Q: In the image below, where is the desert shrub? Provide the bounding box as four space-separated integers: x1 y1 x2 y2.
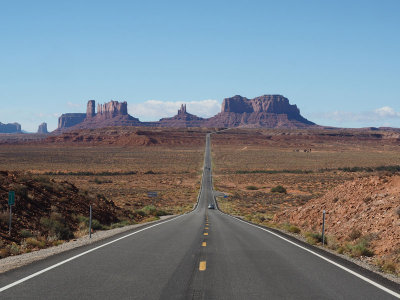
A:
245 186 258 190
381 261 397 274
305 232 323 245
0 247 10 258
13 185 28 199
93 178 113 184
326 236 339 250
93 219 106 230
363 196 372 203
252 214 265 223
281 223 300 233
33 175 51 183
10 242 21 255
41 182 55 192
142 205 157 215
348 228 362 241
288 225 301 234
337 246 345 254
136 210 147 217
19 229 34 238
333 197 339 203
26 237 46 248
270 185 287 193
110 220 131 229
40 213 73 240
347 238 374 257
53 240 64 246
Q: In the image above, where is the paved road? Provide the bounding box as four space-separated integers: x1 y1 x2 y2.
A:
0 133 399 299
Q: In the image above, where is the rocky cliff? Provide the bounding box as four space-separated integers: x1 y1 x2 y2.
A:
0 122 22 133
205 95 314 128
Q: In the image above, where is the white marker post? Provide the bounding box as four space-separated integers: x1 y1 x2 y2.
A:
8 191 15 236
322 210 326 246
89 205 92 238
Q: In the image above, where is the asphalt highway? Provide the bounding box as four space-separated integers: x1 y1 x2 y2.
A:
0 133 399 299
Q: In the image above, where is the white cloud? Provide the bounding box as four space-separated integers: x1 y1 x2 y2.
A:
129 99 221 121
374 106 400 118
308 106 400 127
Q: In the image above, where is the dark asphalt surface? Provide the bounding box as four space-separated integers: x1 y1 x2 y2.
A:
0 133 399 299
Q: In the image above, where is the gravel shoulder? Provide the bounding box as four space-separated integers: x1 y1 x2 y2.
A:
0 215 176 274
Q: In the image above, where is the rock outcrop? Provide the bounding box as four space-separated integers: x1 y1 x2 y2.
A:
158 104 205 127
0 122 22 133
37 122 48 134
204 95 315 128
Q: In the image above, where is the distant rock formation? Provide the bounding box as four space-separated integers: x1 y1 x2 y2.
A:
158 104 205 127
37 122 48 134
86 100 96 118
204 95 314 128
97 101 128 119
57 100 140 131
58 113 86 129
0 122 22 133
56 95 316 131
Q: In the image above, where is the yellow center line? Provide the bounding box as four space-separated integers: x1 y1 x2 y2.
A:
204 232 208 236
202 242 206 247
199 261 206 271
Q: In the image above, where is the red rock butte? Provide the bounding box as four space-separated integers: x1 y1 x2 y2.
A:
56 95 316 131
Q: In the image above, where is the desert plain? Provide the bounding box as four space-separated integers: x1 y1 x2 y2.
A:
0 127 399 277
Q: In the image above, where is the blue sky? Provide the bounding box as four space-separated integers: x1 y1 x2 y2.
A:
1 0 399 131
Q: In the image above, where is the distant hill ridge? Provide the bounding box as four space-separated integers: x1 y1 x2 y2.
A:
56 95 316 131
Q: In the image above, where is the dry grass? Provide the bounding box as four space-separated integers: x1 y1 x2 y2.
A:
211 130 400 221
0 145 204 214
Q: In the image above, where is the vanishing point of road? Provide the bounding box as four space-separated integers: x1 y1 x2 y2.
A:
1 133 399 299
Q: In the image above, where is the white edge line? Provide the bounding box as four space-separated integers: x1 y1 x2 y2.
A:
0 214 186 293
0 133 209 293
223 212 400 298
210 130 399 298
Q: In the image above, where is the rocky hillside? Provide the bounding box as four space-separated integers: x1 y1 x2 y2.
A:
0 171 129 258
275 174 400 275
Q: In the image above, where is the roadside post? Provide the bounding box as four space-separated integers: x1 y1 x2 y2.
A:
89 205 92 238
8 191 15 235
322 210 326 246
